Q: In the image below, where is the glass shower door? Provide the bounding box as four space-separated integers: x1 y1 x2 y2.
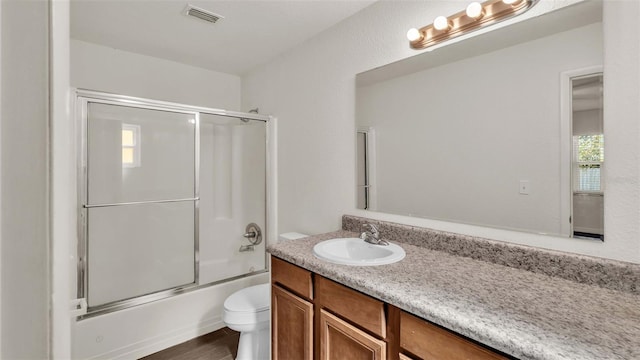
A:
84 102 197 308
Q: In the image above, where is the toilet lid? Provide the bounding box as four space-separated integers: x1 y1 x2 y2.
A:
224 283 270 313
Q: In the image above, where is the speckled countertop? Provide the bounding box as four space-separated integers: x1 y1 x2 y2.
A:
267 230 640 360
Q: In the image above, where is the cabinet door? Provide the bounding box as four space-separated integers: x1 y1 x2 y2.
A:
272 284 313 360
320 309 386 360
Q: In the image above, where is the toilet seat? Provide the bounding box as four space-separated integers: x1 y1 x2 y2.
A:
223 283 270 325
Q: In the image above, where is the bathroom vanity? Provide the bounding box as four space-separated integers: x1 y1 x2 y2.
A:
268 216 640 360
271 257 508 360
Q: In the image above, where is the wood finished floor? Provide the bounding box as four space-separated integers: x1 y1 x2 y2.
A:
140 327 239 360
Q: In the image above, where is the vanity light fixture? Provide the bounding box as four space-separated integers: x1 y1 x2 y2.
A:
406 28 423 42
407 0 538 50
466 2 484 19
433 15 451 31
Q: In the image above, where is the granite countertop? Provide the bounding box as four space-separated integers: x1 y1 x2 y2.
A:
267 230 640 360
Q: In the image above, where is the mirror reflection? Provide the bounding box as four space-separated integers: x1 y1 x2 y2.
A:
356 1 603 238
571 73 604 240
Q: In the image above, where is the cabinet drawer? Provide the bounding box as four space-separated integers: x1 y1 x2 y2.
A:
316 276 386 338
271 257 313 301
400 311 508 360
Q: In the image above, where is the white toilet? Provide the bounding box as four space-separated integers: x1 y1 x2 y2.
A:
223 283 271 360
223 234 307 359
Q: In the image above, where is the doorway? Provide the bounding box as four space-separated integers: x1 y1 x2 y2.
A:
569 72 604 240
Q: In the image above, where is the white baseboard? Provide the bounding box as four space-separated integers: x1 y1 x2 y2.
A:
89 315 225 360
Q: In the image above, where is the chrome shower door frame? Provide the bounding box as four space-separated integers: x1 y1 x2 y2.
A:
75 89 270 318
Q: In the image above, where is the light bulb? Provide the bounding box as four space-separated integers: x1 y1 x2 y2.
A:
503 0 523 5
466 2 484 19
433 16 450 31
406 28 422 42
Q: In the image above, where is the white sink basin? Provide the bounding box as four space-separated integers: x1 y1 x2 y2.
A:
312 238 405 266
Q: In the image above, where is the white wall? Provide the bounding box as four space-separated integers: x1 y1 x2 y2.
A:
357 23 602 236
599 0 640 263
0 0 50 358
70 38 271 359
1 2 3 355
1 1 4 355
242 0 640 263
71 39 241 110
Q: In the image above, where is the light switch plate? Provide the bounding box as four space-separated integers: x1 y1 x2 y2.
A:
519 180 530 195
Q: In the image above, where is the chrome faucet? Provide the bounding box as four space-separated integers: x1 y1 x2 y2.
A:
360 223 389 246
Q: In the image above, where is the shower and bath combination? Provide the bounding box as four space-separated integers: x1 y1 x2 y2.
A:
75 89 271 316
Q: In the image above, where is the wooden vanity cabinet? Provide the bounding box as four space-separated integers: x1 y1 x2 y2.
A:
271 257 394 360
271 258 314 360
271 256 507 360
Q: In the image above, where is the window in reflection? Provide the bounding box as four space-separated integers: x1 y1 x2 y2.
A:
573 134 604 192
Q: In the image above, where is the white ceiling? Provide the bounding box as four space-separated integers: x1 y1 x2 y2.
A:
71 0 376 75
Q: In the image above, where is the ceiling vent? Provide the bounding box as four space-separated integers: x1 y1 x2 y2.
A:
183 4 224 24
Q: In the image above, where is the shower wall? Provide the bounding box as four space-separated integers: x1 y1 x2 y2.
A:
71 41 270 359
199 115 266 285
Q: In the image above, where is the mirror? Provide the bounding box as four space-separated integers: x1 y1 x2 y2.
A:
355 1 603 237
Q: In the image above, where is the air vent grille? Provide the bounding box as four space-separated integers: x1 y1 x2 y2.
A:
184 4 224 24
